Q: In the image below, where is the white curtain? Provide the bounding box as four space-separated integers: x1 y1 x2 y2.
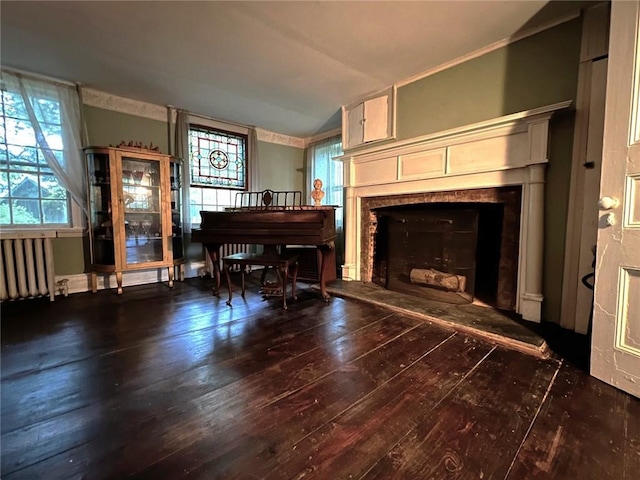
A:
307 136 343 228
248 127 260 191
174 109 191 234
307 136 344 272
2 70 87 216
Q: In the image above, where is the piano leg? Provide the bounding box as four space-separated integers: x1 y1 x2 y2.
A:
205 244 222 296
317 242 335 302
225 263 233 306
291 260 298 301
280 264 289 310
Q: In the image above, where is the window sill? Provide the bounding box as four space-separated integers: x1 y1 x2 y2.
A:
0 227 85 239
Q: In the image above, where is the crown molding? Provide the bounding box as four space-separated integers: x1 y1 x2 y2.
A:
82 88 168 122
82 88 306 148
256 128 305 148
304 128 342 148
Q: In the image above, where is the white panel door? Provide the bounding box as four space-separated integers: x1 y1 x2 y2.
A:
591 0 640 397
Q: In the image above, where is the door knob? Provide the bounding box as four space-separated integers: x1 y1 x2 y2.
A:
598 196 619 210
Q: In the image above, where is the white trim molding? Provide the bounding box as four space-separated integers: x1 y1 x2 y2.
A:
256 128 305 149
83 88 306 148
56 258 210 296
82 88 168 122
336 101 571 323
305 128 342 148
58 269 174 296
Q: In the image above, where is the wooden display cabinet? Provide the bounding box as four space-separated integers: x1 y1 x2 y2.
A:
85 146 179 294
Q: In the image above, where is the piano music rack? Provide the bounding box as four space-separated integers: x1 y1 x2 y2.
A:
231 189 303 211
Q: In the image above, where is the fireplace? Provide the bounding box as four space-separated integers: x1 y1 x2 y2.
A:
368 186 521 310
374 206 480 305
337 101 571 322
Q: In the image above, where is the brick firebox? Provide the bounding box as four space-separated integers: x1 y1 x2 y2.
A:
361 186 522 311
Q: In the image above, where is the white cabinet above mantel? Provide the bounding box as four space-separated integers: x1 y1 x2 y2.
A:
342 86 396 150
336 100 573 189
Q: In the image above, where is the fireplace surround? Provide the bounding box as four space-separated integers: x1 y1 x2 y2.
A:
337 101 571 322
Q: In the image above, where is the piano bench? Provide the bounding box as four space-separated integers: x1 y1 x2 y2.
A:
222 252 299 310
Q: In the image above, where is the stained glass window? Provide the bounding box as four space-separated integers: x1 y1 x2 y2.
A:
189 125 247 189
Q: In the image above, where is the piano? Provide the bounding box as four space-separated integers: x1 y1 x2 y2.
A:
191 190 336 301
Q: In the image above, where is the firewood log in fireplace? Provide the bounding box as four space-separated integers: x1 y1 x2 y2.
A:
409 268 467 293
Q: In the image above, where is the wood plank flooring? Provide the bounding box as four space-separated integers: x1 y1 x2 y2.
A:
1 277 638 479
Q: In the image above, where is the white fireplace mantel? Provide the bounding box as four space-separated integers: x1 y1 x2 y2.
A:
336 100 572 322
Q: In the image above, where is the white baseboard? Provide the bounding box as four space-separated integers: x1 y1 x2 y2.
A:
53 260 261 296
56 268 183 296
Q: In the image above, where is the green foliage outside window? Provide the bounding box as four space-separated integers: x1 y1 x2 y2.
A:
0 87 69 226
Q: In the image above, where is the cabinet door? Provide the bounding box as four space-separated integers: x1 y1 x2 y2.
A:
115 154 168 267
346 102 365 149
87 150 116 266
363 95 389 143
170 158 184 261
343 86 396 150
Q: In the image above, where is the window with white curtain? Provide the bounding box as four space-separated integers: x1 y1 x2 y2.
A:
308 136 344 270
308 136 343 226
0 70 85 230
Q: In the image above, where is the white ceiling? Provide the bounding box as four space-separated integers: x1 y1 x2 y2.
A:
1 1 594 139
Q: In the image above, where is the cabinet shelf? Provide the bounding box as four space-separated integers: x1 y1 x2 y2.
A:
122 184 159 190
124 209 161 214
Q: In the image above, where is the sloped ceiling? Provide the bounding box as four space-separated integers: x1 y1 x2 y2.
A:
0 1 594 139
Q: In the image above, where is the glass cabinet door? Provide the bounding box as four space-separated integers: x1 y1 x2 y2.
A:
87 150 115 265
120 156 164 265
170 157 184 262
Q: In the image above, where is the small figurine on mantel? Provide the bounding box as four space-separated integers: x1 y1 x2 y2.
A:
311 178 325 206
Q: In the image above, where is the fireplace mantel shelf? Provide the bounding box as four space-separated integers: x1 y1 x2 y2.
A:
338 101 573 323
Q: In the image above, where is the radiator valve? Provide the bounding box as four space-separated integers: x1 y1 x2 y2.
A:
56 278 69 297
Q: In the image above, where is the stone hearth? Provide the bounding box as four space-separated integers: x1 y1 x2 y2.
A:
320 280 549 358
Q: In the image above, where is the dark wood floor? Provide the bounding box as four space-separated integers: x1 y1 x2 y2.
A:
1 276 638 479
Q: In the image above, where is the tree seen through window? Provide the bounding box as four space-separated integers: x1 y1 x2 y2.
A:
0 86 68 225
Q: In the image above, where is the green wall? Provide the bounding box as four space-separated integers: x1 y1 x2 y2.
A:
397 19 581 139
544 111 576 324
256 141 305 192
52 236 86 275
395 18 582 324
83 106 169 153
